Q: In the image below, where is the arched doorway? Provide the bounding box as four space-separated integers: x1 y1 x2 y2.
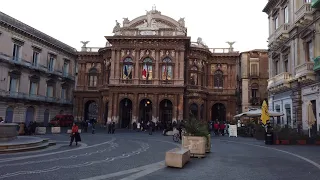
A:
5 106 14 123
25 106 35 125
159 99 173 125
44 109 50 126
189 103 198 119
139 99 152 123
119 98 132 128
84 100 98 121
212 103 226 122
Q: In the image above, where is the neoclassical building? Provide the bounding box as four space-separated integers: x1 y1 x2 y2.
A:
263 1 320 132
0 11 76 125
74 7 239 127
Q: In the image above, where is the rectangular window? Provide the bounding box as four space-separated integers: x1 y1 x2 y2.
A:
305 0 311 3
47 85 53 97
250 64 258 76
61 88 66 99
307 41 313 61
48 56 55 71
275 17 279 29
29 82 38 95
9 77 18 92
284 6 289 23
284 60 288 72
63 61 69 76
32 51 39 66
12 44 20 61
274 61 279 75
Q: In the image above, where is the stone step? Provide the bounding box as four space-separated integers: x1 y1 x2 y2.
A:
0 141 51 154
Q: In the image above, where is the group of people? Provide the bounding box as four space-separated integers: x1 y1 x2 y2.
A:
132 120 155 135
211 121 228 136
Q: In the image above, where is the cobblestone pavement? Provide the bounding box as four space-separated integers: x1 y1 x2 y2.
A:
0 130 320 180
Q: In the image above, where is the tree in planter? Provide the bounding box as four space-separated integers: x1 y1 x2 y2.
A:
182 116 210 156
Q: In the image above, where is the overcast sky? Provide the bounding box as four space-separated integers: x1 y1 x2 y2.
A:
1 0 269 52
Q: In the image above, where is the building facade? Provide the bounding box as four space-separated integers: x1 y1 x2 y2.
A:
263 0 320 131
74 8 239 127
238 50 269 113
0 12 77 125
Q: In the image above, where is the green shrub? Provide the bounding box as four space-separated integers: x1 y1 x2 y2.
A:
183 116 209 137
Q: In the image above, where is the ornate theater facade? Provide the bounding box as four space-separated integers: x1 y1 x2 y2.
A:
74 7 239 127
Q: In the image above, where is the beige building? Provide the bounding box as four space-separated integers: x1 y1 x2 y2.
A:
0 12 77 125
238 50 269 113
263 1 320 132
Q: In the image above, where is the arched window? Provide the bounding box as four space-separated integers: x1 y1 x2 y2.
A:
88 68 98 87
142 57 153 80
5 106 14 123
214 70 223 88
161 57 173 80
122 57 133 79
190 66 198 85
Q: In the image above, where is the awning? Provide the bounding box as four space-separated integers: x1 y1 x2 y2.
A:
234 109 284 118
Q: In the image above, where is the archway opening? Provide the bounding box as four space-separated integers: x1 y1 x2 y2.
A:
119 98 132 128
44 109 50 126
212 103 226 122
159 99 173 126
189 103 198 119
5 106 14 123
84 100 98 121
139 99 152 123
25 106 35 125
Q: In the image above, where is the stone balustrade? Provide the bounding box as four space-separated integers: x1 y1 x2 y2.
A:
268 72 292 90
295 61 315 81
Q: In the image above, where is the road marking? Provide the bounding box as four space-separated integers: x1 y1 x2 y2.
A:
0 141 150 179
221 140 320 170
80 161 164 180
119 162 165 180
0 138 116 163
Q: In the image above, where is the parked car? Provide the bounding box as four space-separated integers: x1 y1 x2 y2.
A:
49 115 74 127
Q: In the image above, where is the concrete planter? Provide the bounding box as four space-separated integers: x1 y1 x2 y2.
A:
67 129 82 133
205 134 211 153
51 127 61 134
0 123 19 141
36 127 46 135
182 136 206 158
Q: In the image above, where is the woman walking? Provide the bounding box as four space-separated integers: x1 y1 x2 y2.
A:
70 122 81 146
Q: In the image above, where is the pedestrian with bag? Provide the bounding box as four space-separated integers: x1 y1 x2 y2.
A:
70 122 81 146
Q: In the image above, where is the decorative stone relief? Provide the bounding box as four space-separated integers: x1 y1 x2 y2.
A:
171 50 175 57
121 50 125 57
151 50 155 58
160 50 164 57
127 50 130 55
132 50 136 57
166 51 169 56
140 50 144 58
146 50 150 55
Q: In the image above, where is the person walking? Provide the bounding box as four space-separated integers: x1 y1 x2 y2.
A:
213 122 219 136
70 122 81 146
220 122 226 136
111 121 116 134
0 117 4 123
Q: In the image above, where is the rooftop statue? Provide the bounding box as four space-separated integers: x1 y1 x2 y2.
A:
113 20 121 33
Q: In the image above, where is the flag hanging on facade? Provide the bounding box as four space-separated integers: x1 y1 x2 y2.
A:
260 100 270 125
142 67 147 78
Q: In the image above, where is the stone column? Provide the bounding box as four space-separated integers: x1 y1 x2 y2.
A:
110 50 116 83
115 50 120 81
133 93 139 122
152 94 158 122
134 49 140 84
175 50 179 80
108 92 113 122
179 50 184 80
155 50 159 82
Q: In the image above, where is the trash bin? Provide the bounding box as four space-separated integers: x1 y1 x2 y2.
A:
265 132 273 145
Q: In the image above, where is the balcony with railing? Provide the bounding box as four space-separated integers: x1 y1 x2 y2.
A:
0 89 72 105
268 72 292 90
0 52 75 81
275 23 290 42
250 97 261 106
295 61 316 82
295 3 313 27
314 56 320 71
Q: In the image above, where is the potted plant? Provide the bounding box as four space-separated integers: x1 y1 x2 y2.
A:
182 117 210 157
